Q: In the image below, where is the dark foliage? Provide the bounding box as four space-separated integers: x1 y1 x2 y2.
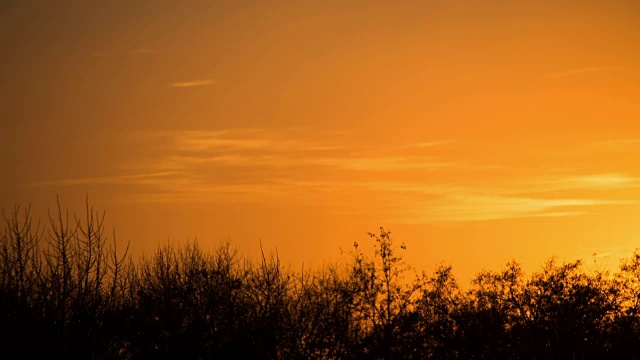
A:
3 200 640 359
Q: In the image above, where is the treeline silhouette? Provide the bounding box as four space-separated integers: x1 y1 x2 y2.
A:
3 200 640 359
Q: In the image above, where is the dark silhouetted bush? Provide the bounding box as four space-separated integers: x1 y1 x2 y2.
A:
3 200 640 359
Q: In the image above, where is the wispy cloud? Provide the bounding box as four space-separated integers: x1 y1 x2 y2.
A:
558 174 639 188
24 172 177 187
141 129 453 172
27 128 639 222
176 137 267 152
162 153 450 172
125 183 291 203
168 129 294 152
362 174 639 222
391 195 632 223
312 156 452 171
432 196 629 222
405 140 451 148
363 173 640 198
545 66 622 78
168 79 216 88
532 174 640 192
301 145 345 152
166 154 300 169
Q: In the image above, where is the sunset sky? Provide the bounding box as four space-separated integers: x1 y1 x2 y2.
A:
2 0 640 282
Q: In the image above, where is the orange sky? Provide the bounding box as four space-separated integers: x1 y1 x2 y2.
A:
2 0 640 282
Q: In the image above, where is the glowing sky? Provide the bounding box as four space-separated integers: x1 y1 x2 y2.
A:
2 0 640 281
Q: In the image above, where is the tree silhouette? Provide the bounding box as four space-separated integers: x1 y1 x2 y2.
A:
3 199 640 358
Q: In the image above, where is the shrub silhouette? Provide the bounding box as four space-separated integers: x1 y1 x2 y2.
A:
1 198 130 358
3 200 640 359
